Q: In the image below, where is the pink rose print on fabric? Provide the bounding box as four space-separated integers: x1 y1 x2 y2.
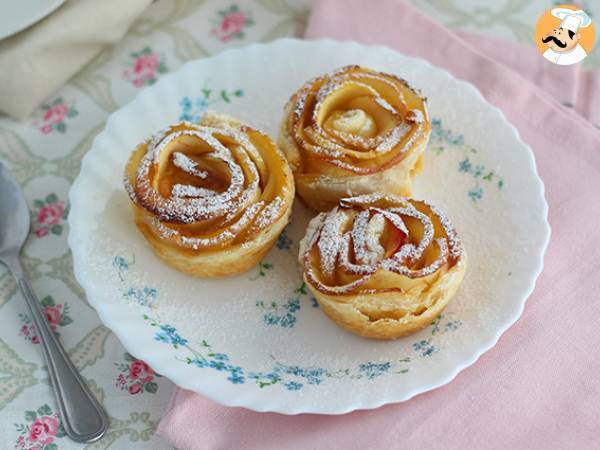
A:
14 404 66 449
19 296 73 345
34 97 78 134
43 305 62 329
115 353 161 395
122 47 168 87
129 359 155 383
37 203 63 227
128 383 143 395
31 194 68 238
211 4 255 42
28 415 59 447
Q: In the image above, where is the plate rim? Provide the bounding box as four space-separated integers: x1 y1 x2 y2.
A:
0 0 66 41
67 37 551 415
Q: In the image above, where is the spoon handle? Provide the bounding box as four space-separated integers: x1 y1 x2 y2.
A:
15 269 108 443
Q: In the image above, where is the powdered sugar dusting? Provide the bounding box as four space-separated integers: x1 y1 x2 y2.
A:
172 152 208 179
375 122 411 153
375 97 396 114
251 196 284 232
407 109 424 124
286 65 428 174
317 207 347 277
125 116 292 250
302 196 464 295
171 184 215 198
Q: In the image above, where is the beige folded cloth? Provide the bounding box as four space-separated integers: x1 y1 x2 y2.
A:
0 0 152 119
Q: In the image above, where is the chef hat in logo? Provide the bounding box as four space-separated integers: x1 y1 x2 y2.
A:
551 8 592 33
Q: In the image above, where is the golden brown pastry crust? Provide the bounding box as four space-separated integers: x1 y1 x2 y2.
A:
299 194 466 339
279 65 430 212
124 111 295 278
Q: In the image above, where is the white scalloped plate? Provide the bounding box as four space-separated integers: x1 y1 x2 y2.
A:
0 0 65 41
68 39 550 415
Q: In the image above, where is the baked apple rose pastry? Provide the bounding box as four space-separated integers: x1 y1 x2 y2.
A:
279 65 430 211
299 195 466 339
124 111 295 278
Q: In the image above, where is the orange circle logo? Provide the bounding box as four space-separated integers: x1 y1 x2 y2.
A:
535 4 595 65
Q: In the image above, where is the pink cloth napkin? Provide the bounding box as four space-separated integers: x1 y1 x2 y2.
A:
157 1 600 448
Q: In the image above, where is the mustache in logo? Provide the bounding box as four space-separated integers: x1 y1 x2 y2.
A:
542 35 567 48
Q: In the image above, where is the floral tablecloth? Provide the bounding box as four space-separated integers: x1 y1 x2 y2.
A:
0 0 597 449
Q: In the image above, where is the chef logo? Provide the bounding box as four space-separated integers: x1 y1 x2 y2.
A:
535 4 595 66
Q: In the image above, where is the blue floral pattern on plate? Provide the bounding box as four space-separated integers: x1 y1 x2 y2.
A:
276 228 293 250
255 282 317 329
113 255 463 391
179 83 244 122
430 117 504 202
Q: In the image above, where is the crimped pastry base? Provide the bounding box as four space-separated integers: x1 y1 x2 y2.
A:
132 203 291 278
306 255 466 339
278 105 428 212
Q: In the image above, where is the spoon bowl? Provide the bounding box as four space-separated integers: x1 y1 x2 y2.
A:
0 163 30 259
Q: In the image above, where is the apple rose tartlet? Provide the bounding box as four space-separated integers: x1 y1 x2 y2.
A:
279 65 430 211
124 111 295 278
299 194 466 339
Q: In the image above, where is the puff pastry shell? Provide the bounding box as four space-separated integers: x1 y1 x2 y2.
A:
279 65 430 211
299 194 466 339
124 111 295 278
